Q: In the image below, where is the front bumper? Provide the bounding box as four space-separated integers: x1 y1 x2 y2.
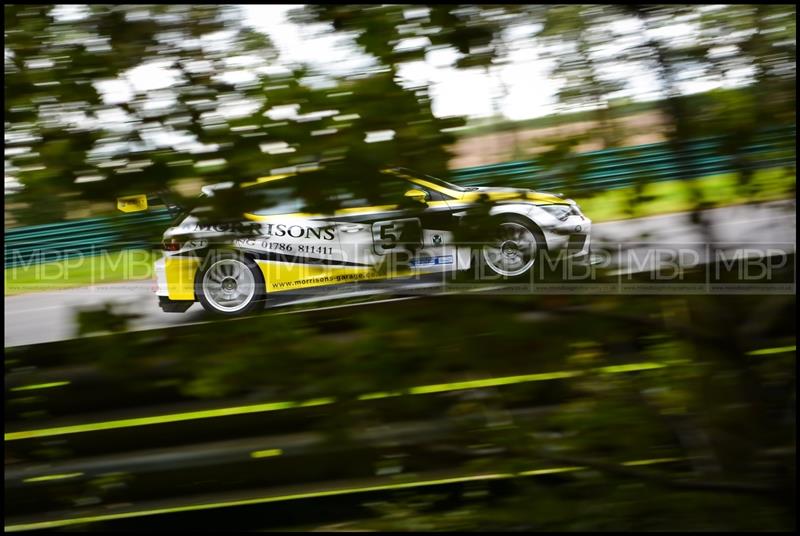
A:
543 214 592 259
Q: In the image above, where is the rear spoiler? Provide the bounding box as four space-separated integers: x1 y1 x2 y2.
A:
117 191 183 218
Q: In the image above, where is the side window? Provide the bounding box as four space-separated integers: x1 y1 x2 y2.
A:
267 172 448 213
332 189 372 209
409 182 446 202
375 176 442 204
327 175 415 209
250 186 302 216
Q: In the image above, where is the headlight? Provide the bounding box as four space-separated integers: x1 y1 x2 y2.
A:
539 204 572 221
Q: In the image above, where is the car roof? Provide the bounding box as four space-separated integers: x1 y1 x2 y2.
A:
201 167 465 201
215 167 404 191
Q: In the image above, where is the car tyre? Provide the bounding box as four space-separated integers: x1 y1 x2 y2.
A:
196 251 265 316
474 215 547 282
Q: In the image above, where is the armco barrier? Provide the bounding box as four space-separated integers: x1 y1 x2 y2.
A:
4 127 795 268
451 126 795 191
4 209 173 269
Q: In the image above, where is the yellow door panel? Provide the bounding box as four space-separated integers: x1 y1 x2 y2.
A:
256 260 428 292
257 261 375 292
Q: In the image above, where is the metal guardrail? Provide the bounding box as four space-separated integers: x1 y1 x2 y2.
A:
4 127 795 268
4 209 173 269
451 126 795 191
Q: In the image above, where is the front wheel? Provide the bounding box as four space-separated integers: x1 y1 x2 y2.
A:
196 253 265 316
477 217 546 281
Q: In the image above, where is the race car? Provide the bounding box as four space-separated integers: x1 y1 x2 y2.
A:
117 167 591 315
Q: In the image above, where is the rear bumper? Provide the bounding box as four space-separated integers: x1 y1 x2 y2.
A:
154 257 169 297
154 256 194 312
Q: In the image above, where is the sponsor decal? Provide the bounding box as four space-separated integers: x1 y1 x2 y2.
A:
233 238 337 257
261 223 336 241
372 218 422 255
269 271 374 290
408 255 454 268
192 221 258 233
191 222 335 241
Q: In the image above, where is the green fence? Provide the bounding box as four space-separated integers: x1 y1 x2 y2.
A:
451 125 795 191
4 127 795 269
4 211 172 269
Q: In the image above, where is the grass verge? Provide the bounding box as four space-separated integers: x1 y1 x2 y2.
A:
5 249 159 297
579 167 794 222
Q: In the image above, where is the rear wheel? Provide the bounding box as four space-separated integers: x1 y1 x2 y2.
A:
197 253 264 316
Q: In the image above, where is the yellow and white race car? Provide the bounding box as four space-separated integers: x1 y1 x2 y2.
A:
119 167 591 315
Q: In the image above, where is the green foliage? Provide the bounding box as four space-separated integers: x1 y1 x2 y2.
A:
4 4 467 227
5 5 237 223
526 4 795 203
5 4 794 227
43 288 795 530
292 5 537 69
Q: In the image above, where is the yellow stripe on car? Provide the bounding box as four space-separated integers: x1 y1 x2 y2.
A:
245 204 407 222
240 174 292 188
458 190 564 204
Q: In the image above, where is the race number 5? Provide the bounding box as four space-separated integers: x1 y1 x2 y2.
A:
372 218 421 255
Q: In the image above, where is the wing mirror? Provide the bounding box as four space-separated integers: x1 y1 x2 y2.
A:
404 188 429 205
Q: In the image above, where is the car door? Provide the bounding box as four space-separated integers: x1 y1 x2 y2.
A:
330 174 458 279
235 181 350 292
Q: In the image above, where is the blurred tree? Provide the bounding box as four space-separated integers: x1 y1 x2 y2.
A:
621 4 795 203
5 4 794 226
693 4 796 200
293 5 552 160
292 5 537 70
45 285 796 530
5 4 242 223
526 4 795 206
4 4 465 226
517 5 631 198
537 4 626 150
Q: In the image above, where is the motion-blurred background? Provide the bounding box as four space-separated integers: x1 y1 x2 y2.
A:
4 4 796 532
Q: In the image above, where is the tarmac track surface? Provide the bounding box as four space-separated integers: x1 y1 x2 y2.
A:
4 201 795 348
